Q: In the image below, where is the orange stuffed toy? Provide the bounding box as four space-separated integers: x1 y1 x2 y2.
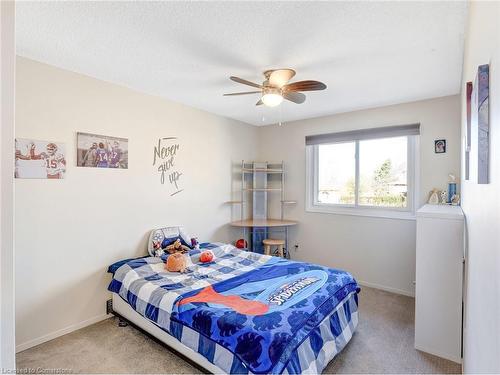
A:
164 239 189 272
166 253 187 273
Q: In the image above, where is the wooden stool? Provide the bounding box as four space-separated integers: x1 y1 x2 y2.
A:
263 239 285 257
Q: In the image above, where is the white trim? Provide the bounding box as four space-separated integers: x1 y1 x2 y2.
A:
306 135 419 220
1 1 16 369
357 280 415 297
15 313 111 353
414 343 462 364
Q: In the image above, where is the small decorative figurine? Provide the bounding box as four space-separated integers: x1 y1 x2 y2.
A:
440 190 448 205
191 237 200 250
451 194 461 206
428 189 440 204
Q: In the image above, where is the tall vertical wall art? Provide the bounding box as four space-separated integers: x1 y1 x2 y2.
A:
470 64 490 184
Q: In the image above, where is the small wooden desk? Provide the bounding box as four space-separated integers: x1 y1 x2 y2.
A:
230 219 297 255
230 219 297 228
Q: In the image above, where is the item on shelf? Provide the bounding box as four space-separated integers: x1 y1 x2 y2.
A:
440 190 448 205
235 238 247 249
451 194 461 206
428 189 440 205
447 174 457 204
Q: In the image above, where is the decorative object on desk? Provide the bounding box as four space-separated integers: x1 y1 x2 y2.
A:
427 189 440 205
451 194 461 206
440 190 448 205
465 81 473 180
165 253 187 273
200 250 215 263
447 174 457 204
470 64 490 184
434 139 446 154
15 138 66 179
77 132 128 168
235 238 247 249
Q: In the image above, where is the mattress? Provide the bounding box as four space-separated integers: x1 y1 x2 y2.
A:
108 243 359 374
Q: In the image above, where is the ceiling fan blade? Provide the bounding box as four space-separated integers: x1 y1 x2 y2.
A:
230 76 262 89
283 80 327 92
223 91 261 96
283 91 306 104
256 99 263 106
268 69 296 88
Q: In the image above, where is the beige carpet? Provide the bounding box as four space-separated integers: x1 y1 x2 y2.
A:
16 287 462 374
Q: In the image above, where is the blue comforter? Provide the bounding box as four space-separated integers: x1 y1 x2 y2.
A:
170 259 359 374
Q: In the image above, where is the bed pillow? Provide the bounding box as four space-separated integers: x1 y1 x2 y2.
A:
148 226 193 257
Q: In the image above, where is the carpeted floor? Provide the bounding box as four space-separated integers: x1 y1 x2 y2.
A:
16 286 462 374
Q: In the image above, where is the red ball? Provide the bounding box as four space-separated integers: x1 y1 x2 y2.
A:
200 250 214 263
235 239 247 249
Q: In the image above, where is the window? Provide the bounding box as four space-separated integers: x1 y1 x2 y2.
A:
306 125 419 219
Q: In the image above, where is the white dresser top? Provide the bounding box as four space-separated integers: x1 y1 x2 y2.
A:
417 204 464 220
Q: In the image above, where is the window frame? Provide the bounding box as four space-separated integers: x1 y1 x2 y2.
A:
306 135 418 220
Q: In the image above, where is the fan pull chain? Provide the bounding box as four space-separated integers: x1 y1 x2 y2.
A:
279 102 283 126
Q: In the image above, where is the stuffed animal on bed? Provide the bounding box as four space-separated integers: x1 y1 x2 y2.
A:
165 252 187 273
164 239 190 254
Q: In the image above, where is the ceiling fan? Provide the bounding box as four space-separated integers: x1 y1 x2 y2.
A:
223 69 327 107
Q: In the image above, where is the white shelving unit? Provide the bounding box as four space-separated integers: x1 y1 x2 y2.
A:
415 204 464 363
228 161 297 254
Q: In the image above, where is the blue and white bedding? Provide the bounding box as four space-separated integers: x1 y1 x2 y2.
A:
108 243 359 374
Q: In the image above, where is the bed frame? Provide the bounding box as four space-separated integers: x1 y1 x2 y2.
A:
111 293 220 374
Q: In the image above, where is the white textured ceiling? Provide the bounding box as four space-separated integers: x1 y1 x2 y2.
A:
16 1 467 126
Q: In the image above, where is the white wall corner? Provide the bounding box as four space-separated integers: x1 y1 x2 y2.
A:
0 0 16 370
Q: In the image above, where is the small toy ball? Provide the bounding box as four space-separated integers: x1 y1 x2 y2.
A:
200 250 214 263
235 239 247 249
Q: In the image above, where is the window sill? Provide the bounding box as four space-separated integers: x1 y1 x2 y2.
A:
305 204 416 221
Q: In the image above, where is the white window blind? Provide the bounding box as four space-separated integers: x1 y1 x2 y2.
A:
305 123 420 146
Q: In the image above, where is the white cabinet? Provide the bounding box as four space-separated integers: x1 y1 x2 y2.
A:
415 204 464 363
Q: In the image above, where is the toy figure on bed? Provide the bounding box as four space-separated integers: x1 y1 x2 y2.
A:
164 239 190 272
164 239 190 254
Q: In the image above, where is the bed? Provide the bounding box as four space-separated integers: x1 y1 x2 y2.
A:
108 228 360 374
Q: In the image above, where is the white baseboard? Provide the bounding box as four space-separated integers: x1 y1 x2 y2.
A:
357 280 415 297
16 313 111 353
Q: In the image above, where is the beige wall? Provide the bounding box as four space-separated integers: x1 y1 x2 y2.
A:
1 0 16 369
14 57 258 351
258 95 461 296
461 1 500 373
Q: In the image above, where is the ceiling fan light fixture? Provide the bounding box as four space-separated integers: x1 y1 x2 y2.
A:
261 88 283 107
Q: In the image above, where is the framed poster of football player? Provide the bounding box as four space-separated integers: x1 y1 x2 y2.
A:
15 139 66 179
77 132 128 169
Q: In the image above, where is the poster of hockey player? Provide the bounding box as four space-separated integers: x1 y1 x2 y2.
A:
15 139 66 179
77 132 128 169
